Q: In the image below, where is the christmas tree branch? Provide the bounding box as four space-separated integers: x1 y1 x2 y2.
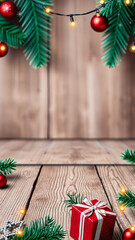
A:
0 158 16 175
0 15 25 48
101 0 134 68
64 192 85 210
116 190 135 209
15 0 52 68
11 216 66 240
121 149 135 165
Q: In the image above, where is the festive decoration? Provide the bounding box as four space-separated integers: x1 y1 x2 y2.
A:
116 189 135 210
70 198 116 240
0 220 24 240
0 158 16 175
121 149 135 165
0 42 8 57
64 192 85 210
0 1 17 19
18 208 26 216
91 12 109 32
122 227 135 240
124 0 132 6
0 174 7 187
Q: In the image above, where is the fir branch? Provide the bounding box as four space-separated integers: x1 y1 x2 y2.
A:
121 149 135 165
11 216 66 240
15 0 52 68
0 158 17 175
116 190 135 209
102 1 134 68
0 15 25 48
64 192 85 210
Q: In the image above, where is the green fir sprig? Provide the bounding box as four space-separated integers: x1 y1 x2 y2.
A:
121 149 135 165
64 192 85 210
116 190 135 210
10 216 66 240
0 158 17 175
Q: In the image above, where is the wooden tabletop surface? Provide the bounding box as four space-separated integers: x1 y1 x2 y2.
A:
0 140 135 239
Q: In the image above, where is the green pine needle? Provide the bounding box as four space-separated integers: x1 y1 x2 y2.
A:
116 190 135 209
14 0 52 68
0 158 17 175
0 15 25 48
10 216 66 240
64 192 85 210
121 149 135 165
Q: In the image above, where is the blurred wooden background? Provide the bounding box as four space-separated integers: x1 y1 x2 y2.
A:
0 0 135 139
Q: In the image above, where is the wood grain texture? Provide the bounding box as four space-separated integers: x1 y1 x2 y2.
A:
0 166 40 226
49 0 135 139
0 140 51 164
97 166 135 230
0 49 48 138
24 166 121 239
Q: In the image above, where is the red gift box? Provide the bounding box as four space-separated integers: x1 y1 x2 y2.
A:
70 198 116 240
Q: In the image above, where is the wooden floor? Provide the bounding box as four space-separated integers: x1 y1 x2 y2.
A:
0 140 135 239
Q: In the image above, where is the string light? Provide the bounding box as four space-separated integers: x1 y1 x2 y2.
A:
100 0 106 5
18 208 26 216
44 6 52 14
124 0 132 5
120 187 127 194
130 41 135 52
16 229 24 237
119 205 126 212
130 226 135 232
70 16 76 27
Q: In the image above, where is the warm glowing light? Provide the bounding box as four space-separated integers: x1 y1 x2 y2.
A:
70 16 76 27
18 208 26 216
16 229 24 237
0 46 6 51
130 44 135 53
124 0 132 5
130 226 135 232
100 0 105 5
44 7 52 14
120 187 127 194
119 205 126 212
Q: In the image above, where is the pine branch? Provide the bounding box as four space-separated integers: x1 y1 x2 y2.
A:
0 158 16 175
121 149 135 165
15 0 52 68
64 192 85 210
0 15 25 48
116 190 135 209
11 216 66 240
102 1 134 68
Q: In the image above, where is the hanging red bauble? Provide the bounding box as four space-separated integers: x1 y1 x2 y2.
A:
0 174 7 187
123 228 135 240
0 42 8 57
0 1 17 19
91 12 109 32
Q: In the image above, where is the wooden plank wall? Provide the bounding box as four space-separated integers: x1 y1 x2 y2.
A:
0 0 135 139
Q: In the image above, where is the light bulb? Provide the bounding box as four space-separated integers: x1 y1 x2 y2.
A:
70 16 76 27
120 187 127 194
124 0 132 5
100 0 105 5
119 205 126 212
16 229 24 237
44 7 52 14
18 208 26 216
130 226 135 232
130 43 135 53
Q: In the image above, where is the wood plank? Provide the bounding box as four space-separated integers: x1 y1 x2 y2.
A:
25 166 121 239
0 140 51 164
124 140 135 150
49 0 133 139
0 49 48 138
41 140 112 164
0 166 40 226
99 141 129 164
97 166 135 230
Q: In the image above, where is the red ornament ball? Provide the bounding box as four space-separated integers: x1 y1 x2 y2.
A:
91 13 109 32
0 174 7 187
0 1 17 19
123 228 135 240
0 42 8 57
